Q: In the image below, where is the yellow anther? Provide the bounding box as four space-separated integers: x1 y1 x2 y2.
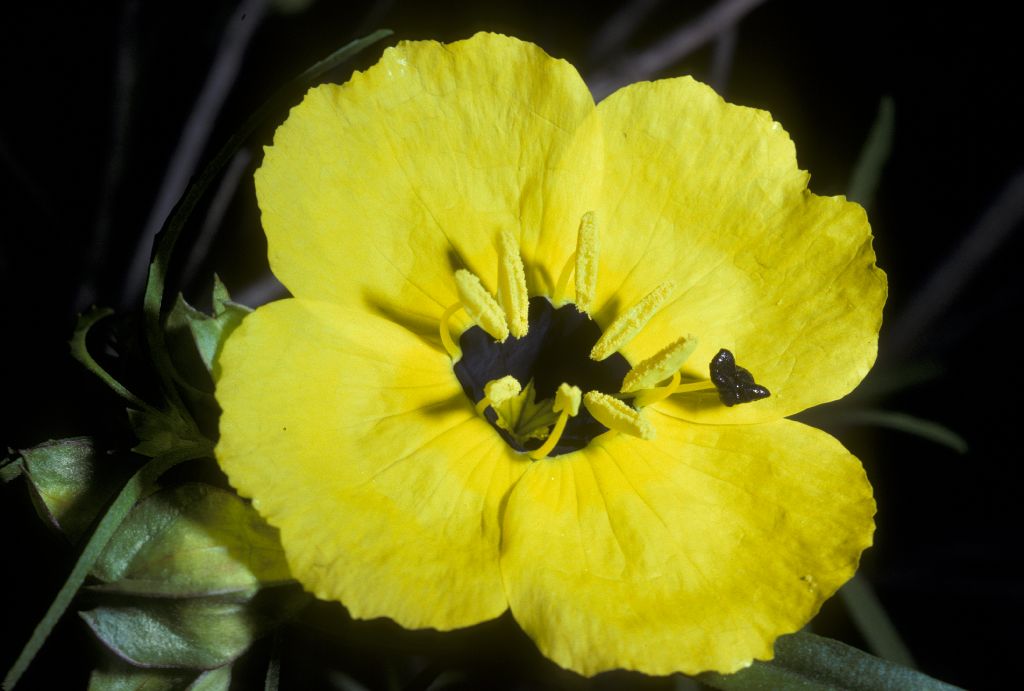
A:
553 383 582 416
529 383 581 460
621 334 698 393
497 231 530 338
438 302 463 361
477 375 523 415
574 211 599 313
583 391 656 440
485 376 522 405
454 269 509 342
590 280 677 361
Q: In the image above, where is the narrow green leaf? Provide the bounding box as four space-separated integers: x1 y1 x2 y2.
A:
3 444 209 690
839 409 968 454
847 96 895 210
18 438 126 542
699 632 961 690
840 575 916 668
70 307 155 413
91 483 291 599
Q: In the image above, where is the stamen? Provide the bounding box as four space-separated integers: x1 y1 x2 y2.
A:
620 334 698 393
454 269 509 342
439 302 463 360
476 375 522 415
554 251 576 305
529 383 581 459
497 231 530 338
590 280 677 361
674 380 718 394
553 382 582 416
574 211 599 313
583 391 656 440
634 370 681 408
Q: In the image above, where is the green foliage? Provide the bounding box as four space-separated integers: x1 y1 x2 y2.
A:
15 438 126 543
81 600 264 670
91 483 292 599
87 664 213 691
699 632 961 690
82 484 302 671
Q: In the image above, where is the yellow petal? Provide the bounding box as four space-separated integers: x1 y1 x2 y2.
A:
255 32 602 336
216 299 527 629
593 77 886 424
501 413 874 676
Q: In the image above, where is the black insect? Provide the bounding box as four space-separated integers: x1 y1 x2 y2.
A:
709 348 771 407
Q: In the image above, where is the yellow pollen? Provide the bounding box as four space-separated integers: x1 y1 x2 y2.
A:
529 383 581 460
477 375 522 414
454 269 509 342
574 211 599 313
621 334 698 393
583 391 656 440
590 280 677 361
497 231 530 338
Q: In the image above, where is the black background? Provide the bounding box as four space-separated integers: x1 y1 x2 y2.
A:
2 1 1022 689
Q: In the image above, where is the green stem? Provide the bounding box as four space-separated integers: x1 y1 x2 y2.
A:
141 28 393 419
2 444 210 690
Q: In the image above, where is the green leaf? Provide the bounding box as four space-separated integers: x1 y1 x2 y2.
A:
127 407 206 458
81 599 259 670
166 278 251 381
188 666 232 691
18 438 126 543
698 632 961 690
847 96 894 210
0 456 24 483
88 662 231 691
92 483 292 599
88 664 197 691
81 588 308 670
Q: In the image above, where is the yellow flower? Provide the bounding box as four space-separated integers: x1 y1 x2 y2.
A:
215 33 886 676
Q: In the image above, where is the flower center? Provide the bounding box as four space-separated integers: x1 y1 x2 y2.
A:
454 297 632 457
437 213 771 459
